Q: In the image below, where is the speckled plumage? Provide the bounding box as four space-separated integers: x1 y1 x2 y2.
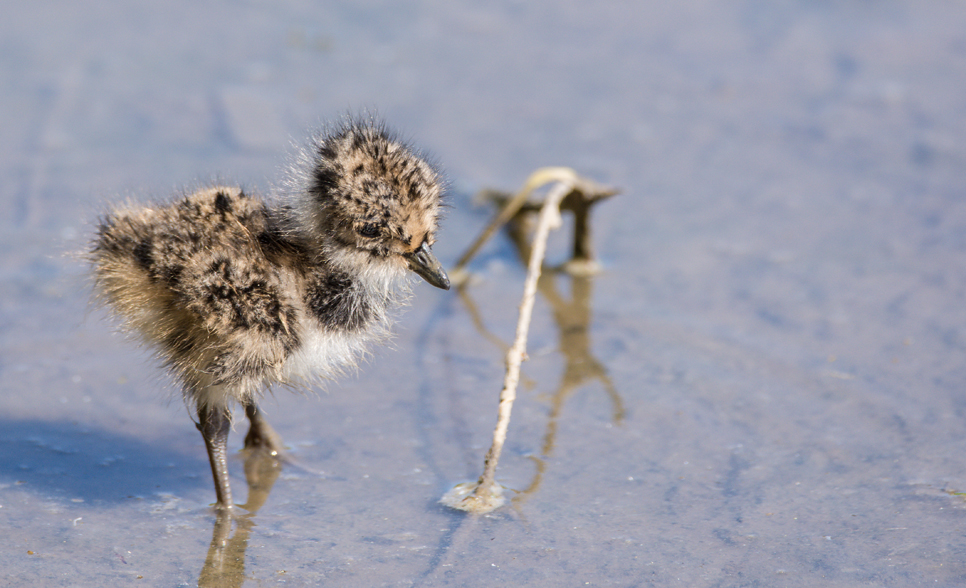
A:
91 119 449 509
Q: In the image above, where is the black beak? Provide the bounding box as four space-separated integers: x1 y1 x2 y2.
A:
406 241 450 290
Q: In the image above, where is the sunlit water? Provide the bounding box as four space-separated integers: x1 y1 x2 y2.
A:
3 2 966 585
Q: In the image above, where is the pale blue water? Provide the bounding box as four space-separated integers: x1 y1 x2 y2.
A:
3 1 966 585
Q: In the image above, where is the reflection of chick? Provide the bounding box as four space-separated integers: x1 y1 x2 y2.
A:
91 119 450 510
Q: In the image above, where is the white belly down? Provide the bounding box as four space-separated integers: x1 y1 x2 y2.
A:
280 320 387 385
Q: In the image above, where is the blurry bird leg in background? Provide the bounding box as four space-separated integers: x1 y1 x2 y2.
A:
243 402 284 455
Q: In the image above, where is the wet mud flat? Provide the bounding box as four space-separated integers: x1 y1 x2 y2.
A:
3 1 966 585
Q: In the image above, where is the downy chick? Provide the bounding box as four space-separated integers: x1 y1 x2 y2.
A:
91 118 449 509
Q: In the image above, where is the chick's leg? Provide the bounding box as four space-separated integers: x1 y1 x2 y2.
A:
197 402 234 509
243 402 284 455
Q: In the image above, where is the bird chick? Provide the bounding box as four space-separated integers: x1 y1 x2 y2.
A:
91 119 449 510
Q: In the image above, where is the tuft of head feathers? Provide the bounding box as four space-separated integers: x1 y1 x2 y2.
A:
285 117 444 283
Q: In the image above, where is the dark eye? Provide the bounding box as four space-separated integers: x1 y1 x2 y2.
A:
358 223 381 238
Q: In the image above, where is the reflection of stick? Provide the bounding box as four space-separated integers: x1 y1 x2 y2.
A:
450 167 577 285
441 176 572 514
454 172 617 285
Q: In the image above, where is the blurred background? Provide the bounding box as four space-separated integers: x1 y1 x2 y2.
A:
3 1 966 585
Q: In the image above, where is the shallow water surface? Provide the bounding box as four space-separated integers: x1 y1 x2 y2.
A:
3 1 966 586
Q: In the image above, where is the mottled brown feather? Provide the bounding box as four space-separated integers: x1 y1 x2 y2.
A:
91 120 446 412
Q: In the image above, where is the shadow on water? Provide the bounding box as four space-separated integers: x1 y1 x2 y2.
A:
0 418 284 587
0 418 208 502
